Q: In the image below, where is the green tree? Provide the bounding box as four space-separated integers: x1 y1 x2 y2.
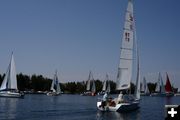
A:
17 73 31 91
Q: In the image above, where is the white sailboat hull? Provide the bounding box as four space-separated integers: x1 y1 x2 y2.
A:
97 100 139 112
81 91 96 96
47 92 61 96
0 91 24 98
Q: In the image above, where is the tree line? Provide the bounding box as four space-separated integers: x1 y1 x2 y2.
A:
0 73 176 94
0 73 116 94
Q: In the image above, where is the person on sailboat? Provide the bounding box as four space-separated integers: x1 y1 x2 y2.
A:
101 92 108 108
117 91 124 103
103 92 108 101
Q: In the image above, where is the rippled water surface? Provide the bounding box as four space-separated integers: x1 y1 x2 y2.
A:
0 94 180 120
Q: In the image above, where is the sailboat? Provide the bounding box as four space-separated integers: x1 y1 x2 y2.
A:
107 80 111 94
98 74 111 95
97 0 140 112
0 53 24 98
81 71 96 96
141 77 150 96
47 70 61 96
165 73 174 97
151 72 166 96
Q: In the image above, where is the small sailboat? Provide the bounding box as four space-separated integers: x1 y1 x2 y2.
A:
0 53 24 98
141 77 150 96
165 73 174 97
47 70 61 96
151 72 166 96
97 0 140 112
81 71 96 96
98 74 111 95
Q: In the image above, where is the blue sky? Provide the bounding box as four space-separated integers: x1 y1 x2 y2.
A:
0 0 180 89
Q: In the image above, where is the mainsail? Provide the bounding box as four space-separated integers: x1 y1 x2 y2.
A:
160 75 165 93
155 73 161 92
156 72 165 93
91 80 96 93
0 53 17 90
102 74 111 93
55 71 61 94
142 77 149 94
102 81 107 91
107 81 111 93
116 0 134 90
141 77 146 92
50 77 56 92
86 71 92 91
165 73 173 93
159 72 165 93
102 74 108 91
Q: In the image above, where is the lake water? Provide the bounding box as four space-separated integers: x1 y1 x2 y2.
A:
0 94 180 120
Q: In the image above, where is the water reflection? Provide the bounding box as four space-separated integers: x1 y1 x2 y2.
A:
165 97 172 105
96 109 140 120
0 98 18 119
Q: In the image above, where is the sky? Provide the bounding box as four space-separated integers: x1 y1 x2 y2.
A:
0 0 180 89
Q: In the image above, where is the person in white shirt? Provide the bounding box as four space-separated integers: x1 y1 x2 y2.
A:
117 91 124 103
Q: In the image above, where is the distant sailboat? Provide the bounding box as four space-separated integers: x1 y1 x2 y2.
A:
141 77 150 96
165 73 174 96
0 53 24 98
81 71 96 96
151 72 166 97
97 0 140 112
47 70 61 96
99 74 111 95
